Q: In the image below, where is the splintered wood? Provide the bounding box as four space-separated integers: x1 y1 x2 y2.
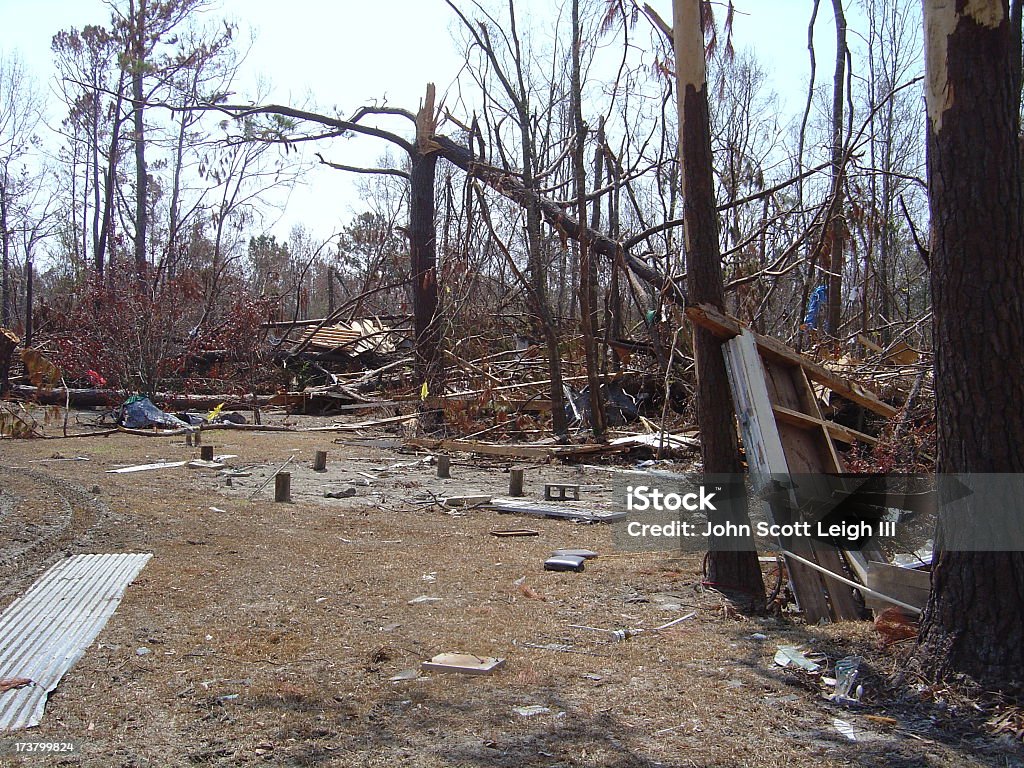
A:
688 305 897 623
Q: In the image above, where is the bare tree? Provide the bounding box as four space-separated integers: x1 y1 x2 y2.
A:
0 54 44 327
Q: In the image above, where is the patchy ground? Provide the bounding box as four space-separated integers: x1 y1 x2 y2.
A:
0 413 1021 767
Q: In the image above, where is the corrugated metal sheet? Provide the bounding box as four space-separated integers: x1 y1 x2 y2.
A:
297 319 395 356
0 553 152 731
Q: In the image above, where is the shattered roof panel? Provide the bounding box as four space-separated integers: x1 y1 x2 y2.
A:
296 319 396 356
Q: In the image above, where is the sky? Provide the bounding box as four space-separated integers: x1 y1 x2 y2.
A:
0 0 853 243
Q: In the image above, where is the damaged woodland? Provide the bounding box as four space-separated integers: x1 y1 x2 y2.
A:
3 0 1024 762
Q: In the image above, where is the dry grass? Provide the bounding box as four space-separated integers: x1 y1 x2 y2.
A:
0 417 1018 767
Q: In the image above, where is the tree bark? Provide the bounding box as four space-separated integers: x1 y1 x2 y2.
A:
826 0 847 336
411 85 444 431
131 0 148 279
0 178 9 327
918 0 1024 689
572 0 606 438
673 0 765 599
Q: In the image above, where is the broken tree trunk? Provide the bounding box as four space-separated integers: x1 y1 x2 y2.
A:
411 84 445 432
673 0 765 599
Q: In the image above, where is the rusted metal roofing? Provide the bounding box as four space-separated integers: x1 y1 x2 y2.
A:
0 553 152 731
297 319 396 356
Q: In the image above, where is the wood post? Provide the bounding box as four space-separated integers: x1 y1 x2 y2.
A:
313 450 328 471
194 429 202 446
274 472 291 503
200 445 214 461
509 468 525 497
436 455 450 479
185 433 193 447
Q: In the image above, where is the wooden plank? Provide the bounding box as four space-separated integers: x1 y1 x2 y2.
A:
686 304 898 418
723 330 789 482
771 404 878 445
723 331 834 623
864 561 931 613
764 361 862 620
405 438 632 460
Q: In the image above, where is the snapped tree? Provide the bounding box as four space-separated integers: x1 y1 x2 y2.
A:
673 0 765 599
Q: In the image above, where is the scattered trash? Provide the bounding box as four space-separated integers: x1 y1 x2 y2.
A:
518 584 546 601
117 396 189 430
750 633 768 641
552 548 598 559
874 607 919 644
107 461 188 474
865 715 898 727
186 459 225 470
513 705 551 717
544 554 586 572
209 507 226 514
407 596 443 605
421 573 437 583
830 656 862 702
135 647 151 656
421 653 505 675
0 678 33 693
389 669 420 682
443 495 492 507
652 612 697 631
774 645 823 672
490 528 540 537
324 487 358 499
610 628 642 642
832 717 859 741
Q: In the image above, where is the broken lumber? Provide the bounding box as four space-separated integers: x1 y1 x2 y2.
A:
405 438 632 460
9 385 275 410
686 304 898 418
863 561 930 613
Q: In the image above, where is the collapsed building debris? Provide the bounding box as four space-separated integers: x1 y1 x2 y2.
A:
687 303 928 623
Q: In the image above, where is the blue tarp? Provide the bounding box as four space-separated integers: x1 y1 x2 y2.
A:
804 285 828 330
118 397 189 430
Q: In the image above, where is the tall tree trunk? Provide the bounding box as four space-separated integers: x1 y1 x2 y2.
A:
918 0 1024 689
673 0 765 599
412 85 444 432
572 0 606 438
96 72 126 280
132 0 148 279
827 0 847 336
24 257 32 348
0 178 9 327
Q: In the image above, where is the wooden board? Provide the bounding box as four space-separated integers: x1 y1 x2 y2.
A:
421 653 505 675
864 561 931 613
687 304 898 418
405 438 632 460
723 330 862 622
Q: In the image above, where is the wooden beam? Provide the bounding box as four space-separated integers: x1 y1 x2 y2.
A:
771 404 878 445
686 304 898 418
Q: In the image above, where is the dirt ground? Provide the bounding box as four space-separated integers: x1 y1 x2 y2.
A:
0 412 1021 767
